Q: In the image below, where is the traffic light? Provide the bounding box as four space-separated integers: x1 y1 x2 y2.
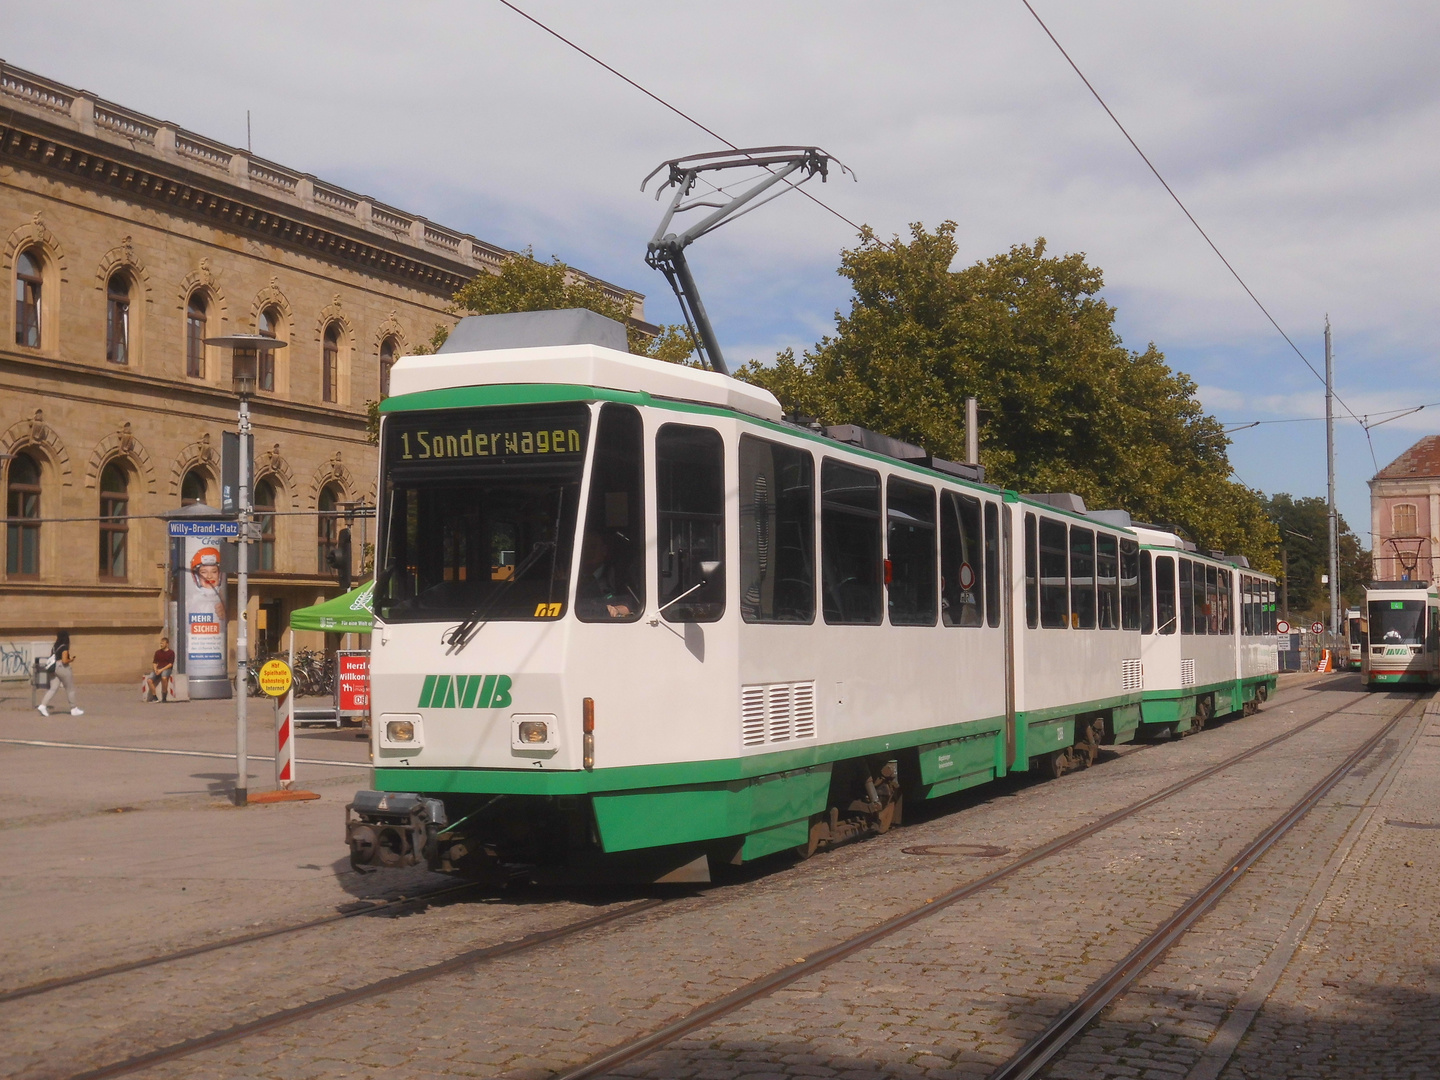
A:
328 526 352 592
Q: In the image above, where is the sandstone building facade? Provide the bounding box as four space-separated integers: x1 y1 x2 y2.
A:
0 62 644 681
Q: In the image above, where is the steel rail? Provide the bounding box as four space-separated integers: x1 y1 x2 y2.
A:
0 880 485 1004
549 689 1389 1080
49 680 1358 1080
985 691 1430 1080
62 898 665 1080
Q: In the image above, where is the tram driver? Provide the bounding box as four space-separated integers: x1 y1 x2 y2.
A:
575 532 639 619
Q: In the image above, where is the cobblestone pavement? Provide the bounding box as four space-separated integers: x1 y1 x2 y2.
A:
7 674 1427 1080
1033 692 1439 1080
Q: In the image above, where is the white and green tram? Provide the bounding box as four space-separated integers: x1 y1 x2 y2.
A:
347 311 1279 881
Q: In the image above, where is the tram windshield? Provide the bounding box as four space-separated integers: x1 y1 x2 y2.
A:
374 404 590 622
1368 599 1425 645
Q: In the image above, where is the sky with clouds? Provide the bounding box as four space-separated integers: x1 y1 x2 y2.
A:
8 1 1437 540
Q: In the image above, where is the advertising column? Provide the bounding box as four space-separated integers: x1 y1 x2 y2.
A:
170 520 238 700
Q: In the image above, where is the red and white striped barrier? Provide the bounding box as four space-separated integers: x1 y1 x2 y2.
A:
276 631 296 789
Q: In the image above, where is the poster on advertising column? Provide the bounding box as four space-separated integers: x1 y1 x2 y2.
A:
185 536 228 681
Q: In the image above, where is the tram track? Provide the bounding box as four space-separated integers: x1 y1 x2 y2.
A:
8 675 1336 1011
0 879 489 1005
37 683 1380 1080
984 691 1431 1080
549 688 1410 1080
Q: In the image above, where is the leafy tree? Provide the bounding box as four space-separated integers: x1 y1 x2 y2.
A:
738 222 1280 571
1263 493 1371 616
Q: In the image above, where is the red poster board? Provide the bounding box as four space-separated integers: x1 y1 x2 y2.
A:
336 651 370 717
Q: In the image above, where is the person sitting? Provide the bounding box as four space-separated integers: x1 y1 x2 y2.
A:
143 636 176 702
574 533 638 620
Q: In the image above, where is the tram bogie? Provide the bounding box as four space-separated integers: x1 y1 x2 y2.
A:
346 310 1281 882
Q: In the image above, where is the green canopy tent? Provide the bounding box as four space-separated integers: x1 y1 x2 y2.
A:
288 580 374 634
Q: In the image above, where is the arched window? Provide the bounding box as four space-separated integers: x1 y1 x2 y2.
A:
15 248 43 348
186 292 207 378
1393 503 1418 537
318 482 342 573
322 323 341 403
256 305 282 392
6 452 41 576
106 271 130 365
379 336 397 399
254 478 277 571
181 469 209 506
99 461 129 580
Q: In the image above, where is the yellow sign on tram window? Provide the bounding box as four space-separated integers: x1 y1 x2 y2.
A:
258 658 293 698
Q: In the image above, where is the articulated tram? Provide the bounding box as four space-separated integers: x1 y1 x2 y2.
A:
346 311 1280 882
1361 582 1440 687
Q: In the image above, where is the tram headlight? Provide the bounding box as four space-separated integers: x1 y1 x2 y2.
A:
379 714 424 749
510 713 558 751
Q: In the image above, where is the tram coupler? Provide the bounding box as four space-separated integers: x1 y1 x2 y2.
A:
345 790 448 872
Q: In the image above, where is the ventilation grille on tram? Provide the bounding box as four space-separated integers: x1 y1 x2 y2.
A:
1181 659 1196 687
741 681 817 746
1122 659 1143 691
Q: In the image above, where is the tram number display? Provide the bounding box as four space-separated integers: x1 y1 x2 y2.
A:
396 425 582 462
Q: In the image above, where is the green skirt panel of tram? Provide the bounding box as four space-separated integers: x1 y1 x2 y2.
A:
1139 675 1276 730
377 714 1009 858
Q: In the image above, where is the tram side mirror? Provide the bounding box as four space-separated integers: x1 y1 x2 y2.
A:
700 560 722 582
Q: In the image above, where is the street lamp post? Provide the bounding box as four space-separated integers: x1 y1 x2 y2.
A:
205 334 286 807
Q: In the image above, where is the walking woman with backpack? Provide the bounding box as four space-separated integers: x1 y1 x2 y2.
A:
38 630 83 716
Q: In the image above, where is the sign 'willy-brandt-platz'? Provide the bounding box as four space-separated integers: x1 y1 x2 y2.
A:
170 520 239 685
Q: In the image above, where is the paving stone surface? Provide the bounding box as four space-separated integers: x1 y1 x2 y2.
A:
9 674 1432 1080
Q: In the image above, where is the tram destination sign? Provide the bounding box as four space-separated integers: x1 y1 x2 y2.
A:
386 404 590 469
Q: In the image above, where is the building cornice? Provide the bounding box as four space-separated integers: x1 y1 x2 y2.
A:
0 349 371 433
0 60 643 312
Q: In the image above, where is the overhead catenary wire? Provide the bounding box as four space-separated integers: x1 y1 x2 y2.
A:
501 0 1383 471
1222 399 1440 434
1019 1 1375 466
495 0 868 239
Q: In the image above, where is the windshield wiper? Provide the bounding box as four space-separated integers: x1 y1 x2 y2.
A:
444 540 556 652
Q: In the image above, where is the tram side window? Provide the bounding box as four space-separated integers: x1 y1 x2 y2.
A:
738 436 814 624
1204 565 1219 634
1039 517 1069 628
1156 555 1177 634
1139 550 1154 633
1025 512 1039 629
1120 539 1141 630
821 460 883 625
984 502 1001 628
576 404 646 622
1241 576 1253 635
941 490 984 627
887 478 937 626
1179 559 1194 634
1070 527 1097 629
1219 569 1232 633
1097 532 1120 629
656 424 725 622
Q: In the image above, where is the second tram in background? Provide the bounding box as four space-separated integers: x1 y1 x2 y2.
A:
1362 582 1440 687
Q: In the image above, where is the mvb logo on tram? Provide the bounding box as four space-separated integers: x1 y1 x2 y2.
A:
417 674 513 709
